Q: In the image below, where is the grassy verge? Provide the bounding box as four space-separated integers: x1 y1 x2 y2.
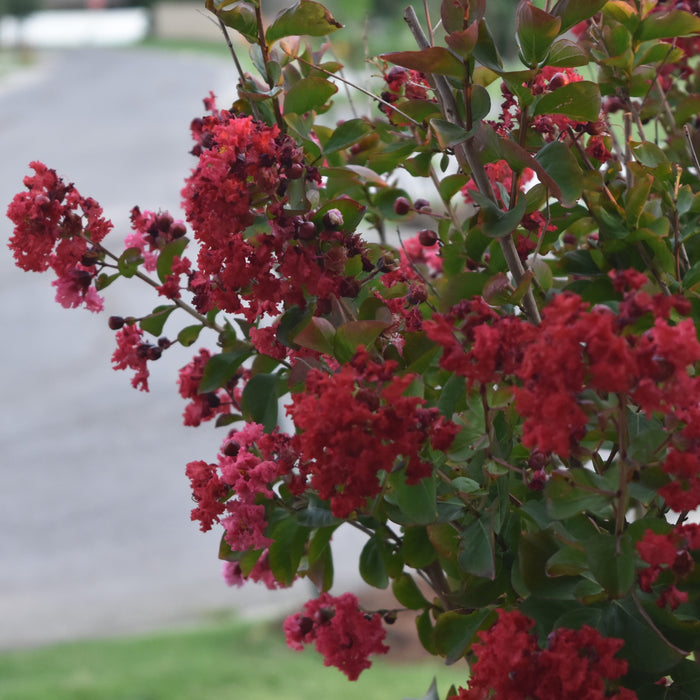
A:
0 614 468 700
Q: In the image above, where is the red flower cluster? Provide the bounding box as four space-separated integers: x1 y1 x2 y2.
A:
425 284 700 462
286 349 458 517
637 524 700 609
7 161 112 312
181 95 365 322
284 592 389 680
450 609 636 700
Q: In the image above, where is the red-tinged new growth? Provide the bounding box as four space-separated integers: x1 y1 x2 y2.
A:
284 592 389 680
7 161 112 312
450 609 636 700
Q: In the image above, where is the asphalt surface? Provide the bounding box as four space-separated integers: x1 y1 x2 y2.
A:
0 47 361 650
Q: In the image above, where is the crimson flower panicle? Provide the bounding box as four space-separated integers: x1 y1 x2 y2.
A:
284 592 389 680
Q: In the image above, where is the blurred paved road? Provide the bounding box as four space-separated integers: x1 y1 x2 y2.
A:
0 48 361 650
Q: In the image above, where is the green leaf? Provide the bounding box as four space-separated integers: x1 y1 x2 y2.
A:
458 515 495 580
517 2 562 66
550 0 608 33
139 305 176 337
291 316 336 355
416 609 437 656
380 47 466 79
284 76 337 115
389 474 438 526
277 306 312 349
265 0 342 44
518 530 580 599
473 18 503 71
545 471 612 520
267 516 309 587
393 573 430 610
308 525 337 565
334 320 391 364
471 84 492 122
638 9 700 40
199 349 252 393
601 599 685 675
535 140 583 207
434 609 494 665
585 533 636 598
296 496 338 528
470 190 528 239
546 545 588 577
430 119 473 150
241 373 278 432
359 536 389 589
117 247 143 278
533 80 601 122
208 0 258 43
546 38 589 67
632 141 669 167
322 118 372 155
625 173 654 229
402 527 438 568
156 237 188 284
307 528 334 592
177 324 203 347
439 173 469 202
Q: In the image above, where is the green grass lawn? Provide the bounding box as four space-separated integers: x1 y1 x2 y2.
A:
0 615 468 700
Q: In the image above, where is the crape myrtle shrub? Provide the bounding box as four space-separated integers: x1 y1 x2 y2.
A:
9 0 700 697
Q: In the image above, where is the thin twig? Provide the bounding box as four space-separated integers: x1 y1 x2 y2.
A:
684 124 700 173
97 243 227 334
402 6 541 324
290 54 423 127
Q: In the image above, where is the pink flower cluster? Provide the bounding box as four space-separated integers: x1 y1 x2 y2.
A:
637 524 700 609
451 609 636 700
7 161 112 312
177 348 242 427
284 592 389 680
286 348 458 517
185 423 287 539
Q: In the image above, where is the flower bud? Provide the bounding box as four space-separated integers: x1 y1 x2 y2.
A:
548 72 569 90
108 315 125 330
297 221 317 240
323 208 344 230
393 196 411 216
170 222 187 239
222 440 240 458
287 162 305 180
413 198 431 212
418 229 438 246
